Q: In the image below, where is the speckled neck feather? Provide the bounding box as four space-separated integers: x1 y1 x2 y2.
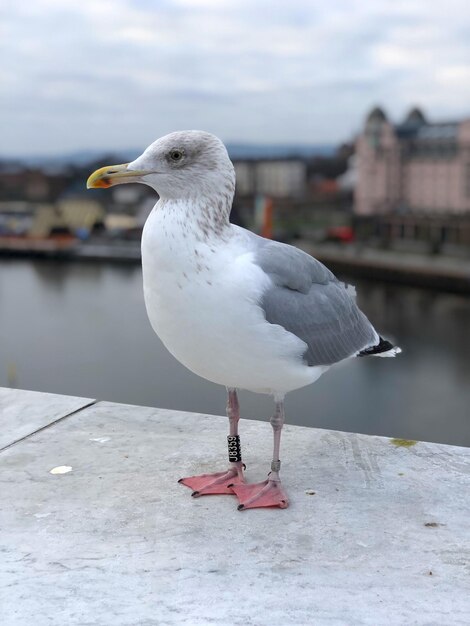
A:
158 173 235 240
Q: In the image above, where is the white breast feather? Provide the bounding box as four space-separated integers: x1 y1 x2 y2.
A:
141 206 327 394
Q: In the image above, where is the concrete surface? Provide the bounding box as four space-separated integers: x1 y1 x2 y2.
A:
0 387 94 450
1 387 469 625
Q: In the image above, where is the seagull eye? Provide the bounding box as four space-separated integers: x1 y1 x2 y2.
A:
169 149 184 162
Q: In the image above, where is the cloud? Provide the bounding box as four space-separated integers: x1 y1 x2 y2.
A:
1 0 469 154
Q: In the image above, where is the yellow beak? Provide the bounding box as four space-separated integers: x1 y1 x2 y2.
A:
86 163 151 189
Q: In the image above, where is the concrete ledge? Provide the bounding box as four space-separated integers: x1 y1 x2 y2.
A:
1 388 469 625
0 387 95 449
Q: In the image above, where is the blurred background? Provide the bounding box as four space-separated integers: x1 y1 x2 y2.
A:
1 1 469 446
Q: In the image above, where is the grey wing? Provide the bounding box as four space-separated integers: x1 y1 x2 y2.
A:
254 240 378 366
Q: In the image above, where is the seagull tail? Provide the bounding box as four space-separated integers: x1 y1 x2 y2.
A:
357 336 402 358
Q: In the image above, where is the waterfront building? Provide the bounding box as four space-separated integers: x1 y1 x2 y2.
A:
234 159 307 198
355 107 470 216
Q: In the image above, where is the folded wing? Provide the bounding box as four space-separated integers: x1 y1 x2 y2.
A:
253 239 379 367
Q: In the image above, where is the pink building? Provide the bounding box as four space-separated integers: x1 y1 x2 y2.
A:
355 107 470 216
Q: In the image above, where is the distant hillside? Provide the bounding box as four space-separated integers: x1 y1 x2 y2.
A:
0 143 336 168
226 143 335 159
0 150 141 169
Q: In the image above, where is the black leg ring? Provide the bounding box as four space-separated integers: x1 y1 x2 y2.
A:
227 435 242 463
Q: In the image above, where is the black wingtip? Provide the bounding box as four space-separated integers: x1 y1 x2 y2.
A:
358 336 396 357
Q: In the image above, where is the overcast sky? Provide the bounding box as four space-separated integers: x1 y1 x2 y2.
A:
1 0 469 156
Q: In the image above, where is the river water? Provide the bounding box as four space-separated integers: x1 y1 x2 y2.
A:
1 259 468 446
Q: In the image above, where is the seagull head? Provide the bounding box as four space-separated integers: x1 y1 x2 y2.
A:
87 130 235 202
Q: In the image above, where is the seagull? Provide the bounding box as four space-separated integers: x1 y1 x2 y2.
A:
87 131 401 511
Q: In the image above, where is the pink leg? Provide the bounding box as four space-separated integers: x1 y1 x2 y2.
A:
178 388 246 497
231 397 289 510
